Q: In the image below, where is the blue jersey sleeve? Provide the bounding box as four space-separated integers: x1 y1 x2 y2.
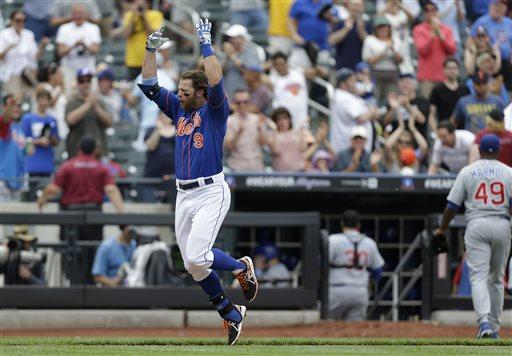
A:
207 79 230 122
137 79 180 122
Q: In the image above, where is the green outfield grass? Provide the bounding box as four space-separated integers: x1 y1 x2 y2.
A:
1 337 511 355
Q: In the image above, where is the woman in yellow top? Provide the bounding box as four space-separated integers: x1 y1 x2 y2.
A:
267 0 293 55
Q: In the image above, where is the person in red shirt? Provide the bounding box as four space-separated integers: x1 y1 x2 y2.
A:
38 135 124 284
413 1 456 99
470 109 512 167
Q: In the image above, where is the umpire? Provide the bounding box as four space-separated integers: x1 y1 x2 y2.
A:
38 135 124 284
328 210 385 321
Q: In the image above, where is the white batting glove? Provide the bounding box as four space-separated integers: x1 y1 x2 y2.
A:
195 18 212 45
146 24 170 52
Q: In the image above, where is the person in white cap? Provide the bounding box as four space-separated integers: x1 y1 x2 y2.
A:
333 125 381 173
220 24 262 100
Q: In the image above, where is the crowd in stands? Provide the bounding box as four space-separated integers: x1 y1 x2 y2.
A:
1 0 512 203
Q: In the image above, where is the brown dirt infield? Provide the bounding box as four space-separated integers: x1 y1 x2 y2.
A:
2 321 511 338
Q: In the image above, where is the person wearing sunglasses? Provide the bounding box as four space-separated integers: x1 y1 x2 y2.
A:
64 68 112 158
0 11 40 101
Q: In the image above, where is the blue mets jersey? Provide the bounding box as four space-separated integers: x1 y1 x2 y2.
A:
140 80 229 180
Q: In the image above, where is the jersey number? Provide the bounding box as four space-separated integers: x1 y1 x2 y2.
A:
474 181 505 205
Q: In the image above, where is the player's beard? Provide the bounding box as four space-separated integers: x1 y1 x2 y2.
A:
181 97 198 110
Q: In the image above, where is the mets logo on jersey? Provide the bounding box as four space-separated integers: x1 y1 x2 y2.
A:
177 112 204 149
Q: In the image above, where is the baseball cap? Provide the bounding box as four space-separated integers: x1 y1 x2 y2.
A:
373 16 391 28
472 70 489 84
336 67 355 83
400 147 416 166
479 133 501 153
311 149 333 168
76 68 94 79
79 135 97 154
475 26 488 36
224 24 252 40
350 125 369 139
97 68 115 81
399 72 416 80
355 61 370 73
255 243 279 261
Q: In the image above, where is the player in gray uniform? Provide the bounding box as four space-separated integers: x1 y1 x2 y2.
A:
254 244 292 288
328 210 385 321
435 134 512 338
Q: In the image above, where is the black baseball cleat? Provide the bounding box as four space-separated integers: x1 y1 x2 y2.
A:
235 256 259 302
223 305 247 346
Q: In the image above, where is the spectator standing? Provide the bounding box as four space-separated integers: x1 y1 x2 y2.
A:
21 86 60 200
471 0 512 90
413 1 457 99
362 16 403 105
254 244 291 288
464 26 501 76
23 0 55 43
92 225 137 286
288 0 332 69
451 71 505 133
381 0 416 74
220 24 262 100
120 0 163 80
0 95 25 202
229 0 268 32
333 126 381 173
329 0 371 71
328 210 384 321
469 109 512 167
56 4 101 94
383 115 428 174
429 58 469 131
265 107 307 172
269 52 309 129
466 52 509 105
243 66 272 115
0 11 40 101
428 121 475 175
224 89 267 172
142 113 175 202
267 0 294 55
38 136 124 284
65 68 112 158
330 68 379 155
97 68 123 125
382 73 430 140
37 63 68 140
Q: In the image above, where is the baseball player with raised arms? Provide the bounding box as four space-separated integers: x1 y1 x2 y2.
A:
328 209 384 321
138 20 258 345
434 134 512 338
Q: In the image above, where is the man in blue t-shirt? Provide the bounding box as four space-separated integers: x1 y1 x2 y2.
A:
92 225 137 286
451 71 504 133
471 0 512 89
328 0 371 70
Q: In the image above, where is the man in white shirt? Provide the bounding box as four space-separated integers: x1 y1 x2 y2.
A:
0 11 38 100
269 51 309 129
329 68 379 154
428 120 475 175
56 4 101 94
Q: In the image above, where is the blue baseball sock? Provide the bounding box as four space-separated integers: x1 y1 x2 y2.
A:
197 271 242 323
210 248 245 272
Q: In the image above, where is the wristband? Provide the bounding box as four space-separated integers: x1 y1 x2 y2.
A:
145 46 157 52
201 43 214 58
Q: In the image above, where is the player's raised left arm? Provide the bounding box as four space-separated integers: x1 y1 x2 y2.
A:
196 19 222 86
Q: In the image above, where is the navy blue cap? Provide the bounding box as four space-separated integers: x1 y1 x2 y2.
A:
355 61 370 73
97 68 115 81
479 133 500 153
76 68 94 79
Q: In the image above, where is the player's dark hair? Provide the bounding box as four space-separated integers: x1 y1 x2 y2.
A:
443 57 460 68
438 120 455 133
79 135 97 155
271 107 293 129
180 70 209 97
271 51 288 62
342 209 360 228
